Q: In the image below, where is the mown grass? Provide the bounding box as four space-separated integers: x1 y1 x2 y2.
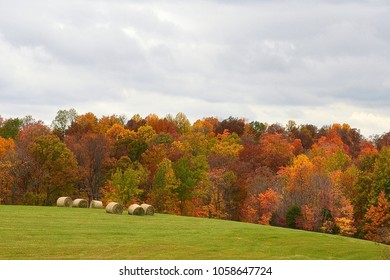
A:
0 205 388 260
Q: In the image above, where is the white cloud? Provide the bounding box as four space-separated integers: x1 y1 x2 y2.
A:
249 102 390 137
350 110 390 136
0 0 389 137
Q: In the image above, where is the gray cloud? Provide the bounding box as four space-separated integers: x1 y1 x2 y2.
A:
0 0 390 136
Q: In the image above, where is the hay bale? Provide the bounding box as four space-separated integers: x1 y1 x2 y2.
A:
128 204 145 216
57 197 73 207
106 202 123 214
141 203 155 215
72 198 88 208
90 200 103 209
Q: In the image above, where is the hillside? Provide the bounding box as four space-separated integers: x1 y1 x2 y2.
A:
2 114 390 245
0 205 388 260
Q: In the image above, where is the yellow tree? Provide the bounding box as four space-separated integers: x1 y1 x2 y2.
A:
279 153 356 234
279 154 316 206
67 112 99 137
106 123 136 141
105 163 148 207
181 131 210 157
0 136 14 157
137 125 156 144
332 190 357 237
210 130 243 159
279 154 323 229
192 119 215 137
96 115 124 135
0 137 15 204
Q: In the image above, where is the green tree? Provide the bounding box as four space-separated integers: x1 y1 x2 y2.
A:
108 163 147 206
174 155 209 215
0 117 23 139
286 205 302 229
128 139 148 162
373 147 390 199
174 112 191 135
352 153 377 222
248 121 267 141
51 109 77 139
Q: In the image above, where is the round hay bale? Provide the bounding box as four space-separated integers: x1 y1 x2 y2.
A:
90 200 103 209
141 203 155 215
72 198 88 208
106 202 123 214
128 204 145 216
57 197 73 207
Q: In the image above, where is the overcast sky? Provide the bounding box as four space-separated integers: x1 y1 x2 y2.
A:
1 0 390 137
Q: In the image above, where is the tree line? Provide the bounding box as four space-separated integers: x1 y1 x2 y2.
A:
0 110 389 244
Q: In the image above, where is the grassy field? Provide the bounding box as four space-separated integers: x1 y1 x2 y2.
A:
0 205 388 260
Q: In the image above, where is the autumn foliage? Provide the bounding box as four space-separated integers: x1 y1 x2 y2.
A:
1 111 389 243
364 191 390 244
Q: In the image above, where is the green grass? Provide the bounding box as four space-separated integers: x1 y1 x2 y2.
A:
0 205 388 260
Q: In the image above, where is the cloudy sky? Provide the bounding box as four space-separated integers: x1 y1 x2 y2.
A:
1 0 389 137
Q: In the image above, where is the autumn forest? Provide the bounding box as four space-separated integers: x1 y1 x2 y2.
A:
0 110 389 244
